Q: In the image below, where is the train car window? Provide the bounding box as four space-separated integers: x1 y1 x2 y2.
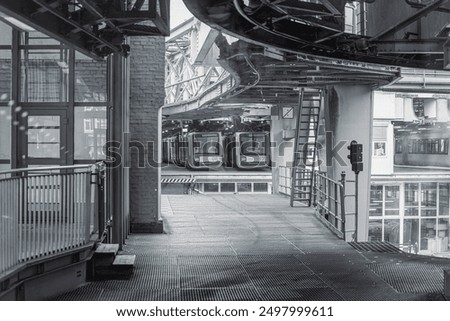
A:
413 98 425 118
408 138 449 154
395 139 403 154
240 133 266 155
193 134 220 155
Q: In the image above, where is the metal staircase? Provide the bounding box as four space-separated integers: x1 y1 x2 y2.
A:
290 88 323 207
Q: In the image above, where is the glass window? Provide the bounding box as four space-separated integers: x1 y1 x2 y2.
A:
27 115 60 159
0 20 12 45
0 164 11 172
369 185 383 217
395 139 403 154
74 107 107 160
420 218 437 251
204 183 219 193
75 52 107 102
240 133 266 156
405 207 419 216
22 30 59 46
0 106 11 160
403 219 419 248
237 183 252 193
373 142 386 157
405 183 419 216
254 183 268 193
422 183 437 209
437 218 449 252
220 183 235 193
439 184 449 216
20 49 69 102
385 186 400 215
0 50 11 99
368 220 382 242
193 133 220 155
384 219 400 246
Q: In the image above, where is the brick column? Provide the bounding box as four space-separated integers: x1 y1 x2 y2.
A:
128 36 165 233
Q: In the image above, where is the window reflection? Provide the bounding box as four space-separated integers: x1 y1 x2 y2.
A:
74 107 107 160
368 220 382 242
27 116 60 159
75 52 107 102
20 49 69 102
369 185 383 217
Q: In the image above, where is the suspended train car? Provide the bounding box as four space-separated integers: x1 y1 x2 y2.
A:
224 132 270 169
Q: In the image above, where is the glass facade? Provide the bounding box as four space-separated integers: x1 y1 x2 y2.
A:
27 115 61 159
370 182 450 254
75 52 107 102
20 49 70 102
198 182 271 194
0 22 109 168
74 107 107 160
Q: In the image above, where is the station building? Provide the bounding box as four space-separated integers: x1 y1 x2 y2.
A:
370 90 450 255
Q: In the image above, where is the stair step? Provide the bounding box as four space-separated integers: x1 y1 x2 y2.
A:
95 244 119 255
94 254 136 280
94 243 120 267
113 254 136 267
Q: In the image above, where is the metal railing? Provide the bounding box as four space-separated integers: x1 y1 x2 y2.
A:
278 166 348 239
278 166 292 196
0 162 106 275
312 171 346 239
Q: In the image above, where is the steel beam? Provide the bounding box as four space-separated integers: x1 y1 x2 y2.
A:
371 0 449 40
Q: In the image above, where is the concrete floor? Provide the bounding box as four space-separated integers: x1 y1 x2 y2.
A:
53 195 450 301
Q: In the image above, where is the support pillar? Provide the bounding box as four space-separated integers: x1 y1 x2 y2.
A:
270 106 296 194
128 36 165 233
326 85 374 241
109 53 128 249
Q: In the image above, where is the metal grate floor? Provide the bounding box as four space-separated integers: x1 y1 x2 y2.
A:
51 195 450 301
349 242 404 253
368 262 450 294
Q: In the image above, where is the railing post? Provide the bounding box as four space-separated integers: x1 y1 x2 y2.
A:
97 166 105 242
340 171 347 240
334 179 338 229
312 171 317 207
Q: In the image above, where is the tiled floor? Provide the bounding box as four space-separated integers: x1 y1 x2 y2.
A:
52 195 450 301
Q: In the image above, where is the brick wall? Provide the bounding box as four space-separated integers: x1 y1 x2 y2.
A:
128 36 165 233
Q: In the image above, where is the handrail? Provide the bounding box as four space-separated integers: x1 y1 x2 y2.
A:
312 170 347 239
314 171 343 187
0 162 107 275
0 163 101 177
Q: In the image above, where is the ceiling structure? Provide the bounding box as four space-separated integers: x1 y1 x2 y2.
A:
183 0 450 70
163 34 401 120
0 0 170 60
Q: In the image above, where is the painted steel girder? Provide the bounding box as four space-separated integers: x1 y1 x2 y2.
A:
0 0 170 60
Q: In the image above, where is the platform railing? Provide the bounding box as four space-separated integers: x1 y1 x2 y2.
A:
0 162 106 275
312 171 346 239
278 166 292 196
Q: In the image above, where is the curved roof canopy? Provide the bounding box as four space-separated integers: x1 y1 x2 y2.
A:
183 0 450 70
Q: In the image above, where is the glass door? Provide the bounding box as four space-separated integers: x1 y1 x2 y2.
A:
19 109 68 168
